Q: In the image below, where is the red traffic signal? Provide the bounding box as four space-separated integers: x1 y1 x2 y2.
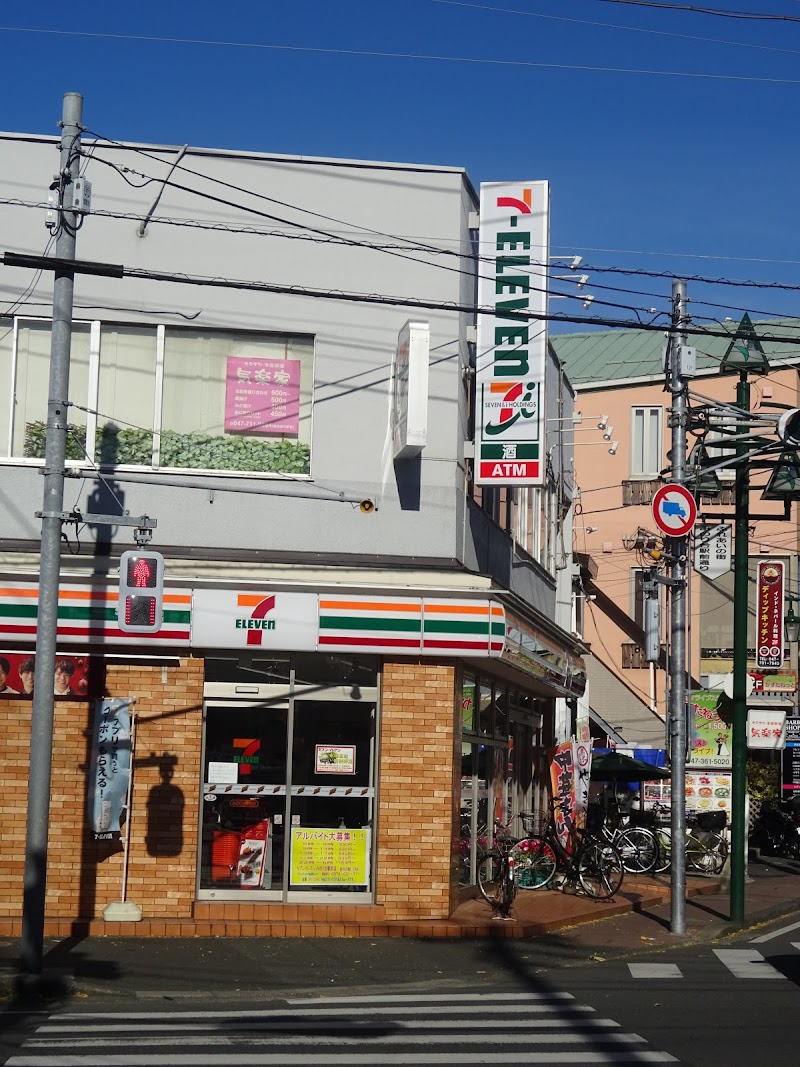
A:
118 550 164 633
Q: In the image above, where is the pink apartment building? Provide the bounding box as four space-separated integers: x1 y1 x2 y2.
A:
552 320 800 747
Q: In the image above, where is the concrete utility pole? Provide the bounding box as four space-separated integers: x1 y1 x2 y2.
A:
668 279 690 935
20 92 83 978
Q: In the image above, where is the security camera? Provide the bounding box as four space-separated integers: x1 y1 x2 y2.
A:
608 441 619 455
602 426 614 441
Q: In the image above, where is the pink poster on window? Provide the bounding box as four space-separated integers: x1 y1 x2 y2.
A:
224 357 301 436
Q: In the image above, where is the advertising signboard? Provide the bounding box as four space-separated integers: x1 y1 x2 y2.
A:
289 828 370 886
475 181 549 487
688 690 732 768
756 560 785 669
87 698 134 841
747 708 787 750
224 356 301 436
782 716 800 794
392 321 430 459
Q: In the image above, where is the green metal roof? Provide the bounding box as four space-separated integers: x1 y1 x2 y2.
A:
550 318 800 388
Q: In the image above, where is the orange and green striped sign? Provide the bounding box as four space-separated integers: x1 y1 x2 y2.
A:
0 582 191 645
318 597 505 656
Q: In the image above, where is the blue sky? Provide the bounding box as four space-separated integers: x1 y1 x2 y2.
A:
3 0 800 332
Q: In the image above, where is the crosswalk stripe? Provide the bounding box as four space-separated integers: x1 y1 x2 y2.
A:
713 949 787 979
628 964 683 978
287 991 575 1004
7 1054 679 1065
5 990 679 1067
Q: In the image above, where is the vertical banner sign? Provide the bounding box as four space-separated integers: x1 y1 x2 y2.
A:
756 560 785 669
475 181 549 486
572 738 593 830
87 698 133 841
782 717 800 793
549 741 576 850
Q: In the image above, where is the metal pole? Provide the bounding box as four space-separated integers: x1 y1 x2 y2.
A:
669 279 689 935
19 92 83 977
730 371 751 922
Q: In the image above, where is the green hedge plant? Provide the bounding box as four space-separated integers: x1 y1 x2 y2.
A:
24 421 310 475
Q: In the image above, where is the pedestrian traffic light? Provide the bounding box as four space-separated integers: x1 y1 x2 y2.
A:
118 550 164 633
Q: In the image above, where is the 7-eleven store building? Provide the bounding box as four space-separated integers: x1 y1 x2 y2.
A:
0 576 584 937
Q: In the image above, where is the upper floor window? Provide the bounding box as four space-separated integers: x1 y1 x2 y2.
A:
4 319 313 476
630 406 662 479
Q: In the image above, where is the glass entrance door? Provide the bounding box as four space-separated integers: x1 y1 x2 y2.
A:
200 701 289 897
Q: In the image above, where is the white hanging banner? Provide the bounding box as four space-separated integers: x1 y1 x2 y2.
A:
693 524 732 581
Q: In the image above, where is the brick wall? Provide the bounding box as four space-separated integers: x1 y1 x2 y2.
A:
0 656 203 920
376 660 458 920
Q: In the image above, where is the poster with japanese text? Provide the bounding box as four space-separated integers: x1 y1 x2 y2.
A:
289 828 370 886
87 698 133 841
224 356 301 436
688 690 732 769
549 742 576 851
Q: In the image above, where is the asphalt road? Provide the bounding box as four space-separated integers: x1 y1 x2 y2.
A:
1 915 799 1064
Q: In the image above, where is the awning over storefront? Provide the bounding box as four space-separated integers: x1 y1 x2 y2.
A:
499 608 587 699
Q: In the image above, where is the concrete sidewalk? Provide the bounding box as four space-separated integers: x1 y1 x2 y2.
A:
2 854 799 1001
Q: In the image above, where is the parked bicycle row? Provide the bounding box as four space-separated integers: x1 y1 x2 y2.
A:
472 798 729 916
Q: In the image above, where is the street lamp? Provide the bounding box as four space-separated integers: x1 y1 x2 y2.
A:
785 605 800 646
721 313 770 924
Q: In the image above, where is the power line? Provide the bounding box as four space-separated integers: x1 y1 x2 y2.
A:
433 0 800 55
0 24 797 83
593 0 800 22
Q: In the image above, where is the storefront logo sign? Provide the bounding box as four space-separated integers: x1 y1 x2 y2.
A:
236 594 276 646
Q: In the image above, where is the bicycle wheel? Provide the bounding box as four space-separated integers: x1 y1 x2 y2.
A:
476 851 507 907
577 840 624 899
514 837 557 890
653 827 671 873
616 827 658 874
687 831 728 875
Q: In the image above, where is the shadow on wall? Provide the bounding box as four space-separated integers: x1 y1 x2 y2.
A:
142 752 184 857
394 454 422 511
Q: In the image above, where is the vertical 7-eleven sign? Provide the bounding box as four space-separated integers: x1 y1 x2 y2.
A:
475 180 549 487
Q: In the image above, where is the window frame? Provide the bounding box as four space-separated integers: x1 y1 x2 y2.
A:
3 315 315 480
630 405 663 479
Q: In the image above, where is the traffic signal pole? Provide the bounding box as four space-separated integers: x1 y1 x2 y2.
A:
20 92 83 978
667 279 690 935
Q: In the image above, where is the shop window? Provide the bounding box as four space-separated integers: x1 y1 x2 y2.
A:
9 318 314 477
199 653 377 901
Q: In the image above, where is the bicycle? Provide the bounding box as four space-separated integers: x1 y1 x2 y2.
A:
651 804 729 875
475 817 521 916
596 804 659 875
509 803 625 900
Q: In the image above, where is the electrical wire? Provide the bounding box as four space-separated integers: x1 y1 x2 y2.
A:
432 0 800 56
593 0 800 23
0 24 796 83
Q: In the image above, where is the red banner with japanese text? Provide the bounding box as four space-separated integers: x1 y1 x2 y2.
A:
550 741 576 851
756 560 785 669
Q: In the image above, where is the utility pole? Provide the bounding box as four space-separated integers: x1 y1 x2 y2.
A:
19 92 83 979
730 370 751 922
668 279 690 935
